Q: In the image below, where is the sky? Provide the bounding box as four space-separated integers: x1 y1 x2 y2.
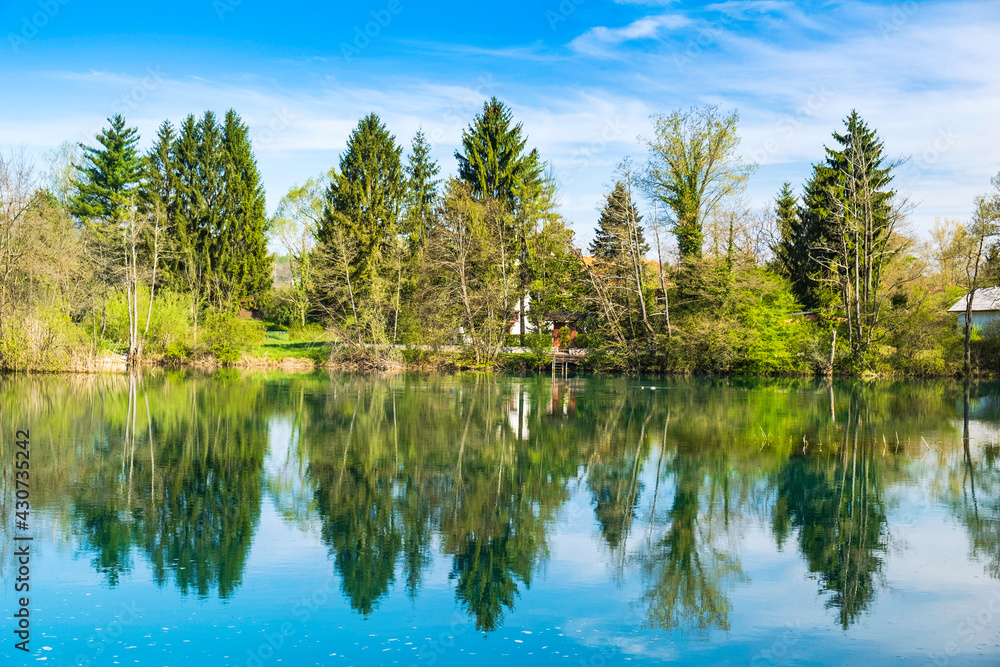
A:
1 0 998 250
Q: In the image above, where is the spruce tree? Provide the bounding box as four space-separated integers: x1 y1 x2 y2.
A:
70 114 143 224
143 120 177 221
169 114 202 290
590 181 648 264
221 109 271 303
773 182 815 307
194 111 228 304
403 128 441 251
455 97 529 211
320 113 405 290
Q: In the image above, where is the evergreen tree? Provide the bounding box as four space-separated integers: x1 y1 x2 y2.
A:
143 120 177 221
773 182 816 307
792 110 900 368
589 180 651 341
319 113 405 291
590 181 648 264
402 128 441 251
194 111 227 304
455 97 529 211
221 109 271 303
168 114 202 291
70 114 143 224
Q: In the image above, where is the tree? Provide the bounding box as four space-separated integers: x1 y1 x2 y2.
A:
402 128 441 252
811 111 906 371
221 109 271 304
273 172 331 326
645 105 755 263
455 97 529 212
70 114 143 225
587 169 653 347
319 113 405 300
0 148 37 339
70 116 146 357
961 175 1000 374
425 180 516 364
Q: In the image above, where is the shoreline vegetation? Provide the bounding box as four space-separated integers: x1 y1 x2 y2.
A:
1 101 999 378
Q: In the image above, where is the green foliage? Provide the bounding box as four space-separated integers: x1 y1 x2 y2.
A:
667 266 813 374
70 114 143 223
646 105 755 262
103 288 193 355
319 113 405 290
258 287 299 328
204 312 265 364
403 128 441 251
455 97 530 211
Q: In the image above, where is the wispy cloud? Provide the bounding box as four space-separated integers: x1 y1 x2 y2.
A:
570 14 691 57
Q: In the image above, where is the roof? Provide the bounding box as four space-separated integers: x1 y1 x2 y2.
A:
948 287 1000 313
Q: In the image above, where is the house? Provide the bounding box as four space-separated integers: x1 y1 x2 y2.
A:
545 312 586 349
948 287 1000 332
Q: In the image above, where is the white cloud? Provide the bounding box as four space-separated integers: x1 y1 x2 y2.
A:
570 14 691 57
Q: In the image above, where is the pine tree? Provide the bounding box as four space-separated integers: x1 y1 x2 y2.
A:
320 113 405 291
403 128 441 251
455 97 529 212
70 114 143 224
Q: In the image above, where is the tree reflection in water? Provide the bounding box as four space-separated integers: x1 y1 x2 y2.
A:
7 372 1000 635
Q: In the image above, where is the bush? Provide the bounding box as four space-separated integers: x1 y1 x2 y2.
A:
204 312 266 364
258 288 300 329
104 287 193 355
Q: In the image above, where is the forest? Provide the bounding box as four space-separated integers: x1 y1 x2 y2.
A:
0 99 998 375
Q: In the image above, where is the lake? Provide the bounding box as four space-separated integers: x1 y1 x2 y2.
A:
1 371 999 666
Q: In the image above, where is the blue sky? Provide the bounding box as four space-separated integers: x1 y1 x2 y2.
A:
1 0 998 250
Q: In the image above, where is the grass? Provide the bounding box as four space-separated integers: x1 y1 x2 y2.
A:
249 337 332 364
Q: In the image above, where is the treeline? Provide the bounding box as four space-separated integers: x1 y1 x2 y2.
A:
0 100 998 374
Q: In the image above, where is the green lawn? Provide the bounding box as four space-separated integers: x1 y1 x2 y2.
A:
250 337 331 364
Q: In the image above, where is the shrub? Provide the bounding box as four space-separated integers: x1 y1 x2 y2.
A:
204 312 266 364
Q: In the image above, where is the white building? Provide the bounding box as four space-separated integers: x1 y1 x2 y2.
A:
948 287 1000 332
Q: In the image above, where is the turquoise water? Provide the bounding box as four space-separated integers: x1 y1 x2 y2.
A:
1 372 999 665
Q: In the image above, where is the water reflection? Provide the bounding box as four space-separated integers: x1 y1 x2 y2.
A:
3 372 999 636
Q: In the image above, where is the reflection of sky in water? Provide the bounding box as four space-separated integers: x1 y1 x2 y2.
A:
1 374 999 665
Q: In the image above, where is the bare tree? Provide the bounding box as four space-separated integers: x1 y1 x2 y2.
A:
0 148 36 337
273 173 329 326
425 181 516 365
962 176 1000 374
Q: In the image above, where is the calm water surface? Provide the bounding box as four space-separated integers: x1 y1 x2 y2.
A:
1 371 999 666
